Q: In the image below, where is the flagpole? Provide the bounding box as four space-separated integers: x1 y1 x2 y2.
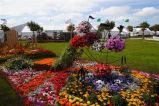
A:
88 16 97 31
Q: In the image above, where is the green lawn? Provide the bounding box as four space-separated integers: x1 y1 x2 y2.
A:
0 78 23 106
40 39 159 73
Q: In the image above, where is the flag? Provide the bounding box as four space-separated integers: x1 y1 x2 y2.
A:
89 15 95 19
97 18 101 22
1 19 7 24
125 19 129 22
65 19 71 24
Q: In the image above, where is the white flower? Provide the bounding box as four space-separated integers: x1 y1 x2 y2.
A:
95 80 105 90
114 79 122 84
92 41 103 51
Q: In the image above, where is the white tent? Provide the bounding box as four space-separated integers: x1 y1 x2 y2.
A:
101 27 130 38
110 27 120 36
121 28 129 36
12 24 36 39
101 27 119 39
133 28 154 36
21 26 33 39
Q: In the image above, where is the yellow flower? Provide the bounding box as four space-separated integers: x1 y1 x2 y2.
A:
87 101 91 105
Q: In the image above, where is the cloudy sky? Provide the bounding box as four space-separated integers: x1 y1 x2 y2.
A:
0 0 159 30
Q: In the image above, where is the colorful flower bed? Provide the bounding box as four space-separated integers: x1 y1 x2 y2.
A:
0 67 70 106
1 59 159 106
57 61 159 106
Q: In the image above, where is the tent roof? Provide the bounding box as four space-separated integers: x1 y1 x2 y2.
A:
21 26 31 32
123 28 129 32
11 23 27 33
111 27 119 31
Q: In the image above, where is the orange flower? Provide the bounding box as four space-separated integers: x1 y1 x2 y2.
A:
34 58 56 66
17 71 53 95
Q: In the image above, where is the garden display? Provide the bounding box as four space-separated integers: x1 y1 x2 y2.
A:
57 61 159 106
0 20 159 106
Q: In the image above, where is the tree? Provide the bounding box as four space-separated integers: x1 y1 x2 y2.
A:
117 25 124 34
0 24 10 42
127 26 133 32
127 26 133 37
67 24 75 39
37 26 43 35
139 22 150 39
98 20 115 38
150 24 159 36
27 21 41 44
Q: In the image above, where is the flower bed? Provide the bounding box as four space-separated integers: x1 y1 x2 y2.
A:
0 67 70 106
25 48 56 59
33 58 57 71
7 47 57 59
1 60 159 106
57 61 159 106
0 54 15 63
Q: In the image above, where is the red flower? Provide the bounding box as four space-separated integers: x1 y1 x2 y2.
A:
70 32 99 48
93 63 112 76
17 71 53 95
50 71 69 96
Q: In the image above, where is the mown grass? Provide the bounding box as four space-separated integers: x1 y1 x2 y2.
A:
40 39 159 73
0 78 23 106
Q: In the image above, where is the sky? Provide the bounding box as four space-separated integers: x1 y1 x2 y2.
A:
0 0 159 30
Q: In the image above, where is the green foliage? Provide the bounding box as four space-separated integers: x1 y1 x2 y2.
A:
0 55 15 64
98 20 115 31
112 94 126 106
2 56 33 73
53 45 83 70
0 78 24 106
139 21 150 39
139 21 150 30
88 93 98 103
150 24 159 36
67 24 75 32
67 74 76 82
0 24 10 32
142 93 156 106
127 26 133 32
27 21 40 32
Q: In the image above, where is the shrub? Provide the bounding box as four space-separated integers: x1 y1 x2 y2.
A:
2 56 33 73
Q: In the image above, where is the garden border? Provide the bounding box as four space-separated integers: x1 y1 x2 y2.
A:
0 70 25 106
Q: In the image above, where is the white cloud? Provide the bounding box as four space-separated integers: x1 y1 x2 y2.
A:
7 19 16 26
1 0 159 29
135 7 159 16
97 6 131 16
0 0 105 16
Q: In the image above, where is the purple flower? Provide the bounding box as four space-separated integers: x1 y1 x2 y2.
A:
105 35 125 52
109 84 121 92
76 21 92 33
